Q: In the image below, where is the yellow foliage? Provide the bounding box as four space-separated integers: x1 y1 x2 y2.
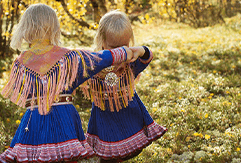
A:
205 113 208 118
1 0 91 35
16 120 21 125
145 14 150 20
205 134 210 140
193 132 203 138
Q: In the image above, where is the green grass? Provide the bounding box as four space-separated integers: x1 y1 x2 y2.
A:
1 14 241 162
125 14 241 163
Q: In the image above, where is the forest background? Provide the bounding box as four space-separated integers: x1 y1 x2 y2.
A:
0 0 241 162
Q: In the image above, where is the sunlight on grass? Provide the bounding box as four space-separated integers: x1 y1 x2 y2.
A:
1 14 241 163
127 14 241 163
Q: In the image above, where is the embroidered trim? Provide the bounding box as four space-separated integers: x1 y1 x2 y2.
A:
25 94 73 108
86 122 167 159
26 102 74 110
110 47 127 65
0 139 95 163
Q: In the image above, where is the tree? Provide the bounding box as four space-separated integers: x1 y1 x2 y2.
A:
90 0 107 22
0 0 21 59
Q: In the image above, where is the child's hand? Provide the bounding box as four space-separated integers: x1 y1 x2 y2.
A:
129 46 145 62
122 46 134 62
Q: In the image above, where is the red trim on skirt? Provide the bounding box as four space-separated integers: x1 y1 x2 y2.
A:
0 139 95 163
86 121 167 159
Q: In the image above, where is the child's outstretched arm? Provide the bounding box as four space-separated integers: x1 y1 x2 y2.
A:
71 46 133 90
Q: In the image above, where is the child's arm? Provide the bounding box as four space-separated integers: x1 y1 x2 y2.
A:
129 46 153 78
71 46 133 89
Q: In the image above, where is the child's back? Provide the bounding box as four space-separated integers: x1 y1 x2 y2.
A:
83 10 167 162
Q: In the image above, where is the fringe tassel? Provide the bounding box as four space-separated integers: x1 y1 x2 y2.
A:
1 50 96 115
81 65 135 112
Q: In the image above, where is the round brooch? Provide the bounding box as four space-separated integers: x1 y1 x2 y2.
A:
104 72 119 86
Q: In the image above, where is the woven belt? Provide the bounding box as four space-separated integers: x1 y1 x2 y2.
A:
25 94 73 108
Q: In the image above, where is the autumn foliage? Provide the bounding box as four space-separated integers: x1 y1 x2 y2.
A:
0 0 240 59
1 1 241 162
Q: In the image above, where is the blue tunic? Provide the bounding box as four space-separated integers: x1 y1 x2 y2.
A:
86 50 167 160
0 49 117 163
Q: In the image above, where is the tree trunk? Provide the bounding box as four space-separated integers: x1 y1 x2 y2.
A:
97 0 107 15
90 0 100 23
226 0 232 17
165 0 172 21
0 1 3 58
90 0 107 23
0 0 17 58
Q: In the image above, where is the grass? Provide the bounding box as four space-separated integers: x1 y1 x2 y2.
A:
1 14 241 163
125 14 241 163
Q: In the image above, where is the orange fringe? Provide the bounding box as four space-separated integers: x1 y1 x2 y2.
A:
1 50 94 115
81 65 135 112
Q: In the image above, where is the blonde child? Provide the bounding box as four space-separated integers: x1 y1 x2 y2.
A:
83 10 168 162
0 4 145 163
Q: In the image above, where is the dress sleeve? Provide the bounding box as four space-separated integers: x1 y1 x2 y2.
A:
130 46 153 78
71 47 127 90
0 47 127 115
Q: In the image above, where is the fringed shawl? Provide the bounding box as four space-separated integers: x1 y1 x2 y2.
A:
81 63 135 112
1 46 96 115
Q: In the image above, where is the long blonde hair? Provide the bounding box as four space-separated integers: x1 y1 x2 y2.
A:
94 10 134 51
10 3 61 50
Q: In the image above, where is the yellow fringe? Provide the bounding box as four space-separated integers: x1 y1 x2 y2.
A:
55 63 61 101
36 74 39 106
128 68 134 97
99 82 105 110
82 66 135 112
90 84 94 102
75 50 88 77
65 56 71 90
119 80 126 108
46 75 51 111
16 68 27 103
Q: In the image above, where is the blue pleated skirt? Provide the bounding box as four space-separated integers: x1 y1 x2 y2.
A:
86 93 167 160
0 104 94 163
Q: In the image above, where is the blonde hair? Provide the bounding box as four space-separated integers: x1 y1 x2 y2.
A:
10 3 61 50
94 10 134 51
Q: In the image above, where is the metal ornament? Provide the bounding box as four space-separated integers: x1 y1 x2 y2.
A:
105 66 115 72
25 127 29 132
104 72 119 86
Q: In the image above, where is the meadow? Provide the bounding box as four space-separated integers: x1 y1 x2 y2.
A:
0 14 241 163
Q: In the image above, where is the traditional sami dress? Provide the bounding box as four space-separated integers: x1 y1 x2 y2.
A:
82 47 167 160
0 40 127 163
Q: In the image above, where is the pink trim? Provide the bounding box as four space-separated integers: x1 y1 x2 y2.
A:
139 49 153 64
1 49 98 115
0 139 95 163
86 122 167 159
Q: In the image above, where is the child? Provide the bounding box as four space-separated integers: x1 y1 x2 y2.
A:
0 4 144 163
83 10 168 162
